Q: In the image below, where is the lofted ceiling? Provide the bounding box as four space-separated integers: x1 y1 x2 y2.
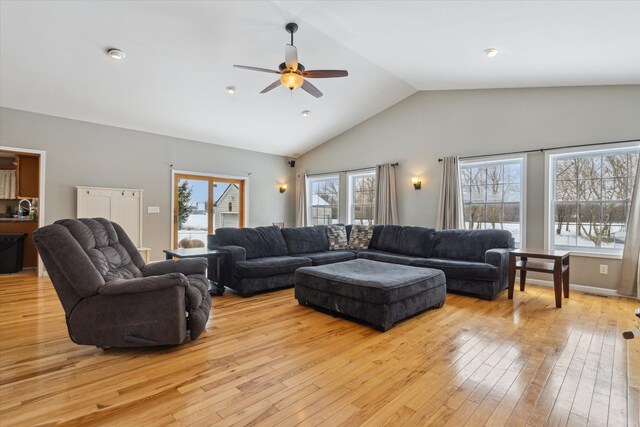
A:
1 1 639 157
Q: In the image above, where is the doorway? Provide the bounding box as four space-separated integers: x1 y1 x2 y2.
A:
172 172 245 249
0 146 46 276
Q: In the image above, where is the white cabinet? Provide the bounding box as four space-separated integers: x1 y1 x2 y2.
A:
77 186 144 247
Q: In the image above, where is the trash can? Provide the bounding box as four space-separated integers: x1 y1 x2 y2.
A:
0 233 27 274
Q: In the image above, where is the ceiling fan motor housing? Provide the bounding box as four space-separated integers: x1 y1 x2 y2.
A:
285 23 298 34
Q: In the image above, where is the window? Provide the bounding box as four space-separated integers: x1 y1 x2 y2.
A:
549 146 639 253
460 157 525 247
348 170 376 225
307 175 340 225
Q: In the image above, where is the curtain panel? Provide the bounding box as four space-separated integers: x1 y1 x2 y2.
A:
618 156 640 298
436 156 464 230
374 163 399 225
0 170 17 199
295 173 307 227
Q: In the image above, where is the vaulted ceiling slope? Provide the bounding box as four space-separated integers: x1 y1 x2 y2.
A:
1 1 639 157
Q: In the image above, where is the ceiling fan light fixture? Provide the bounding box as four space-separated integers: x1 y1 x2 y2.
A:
280 71 304 90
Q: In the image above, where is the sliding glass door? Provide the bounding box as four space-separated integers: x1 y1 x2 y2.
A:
173 173 245 248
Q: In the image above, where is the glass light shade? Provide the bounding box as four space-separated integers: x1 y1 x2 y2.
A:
280 72 304 90
412 177 419 184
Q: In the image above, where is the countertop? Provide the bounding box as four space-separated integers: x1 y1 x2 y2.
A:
0 218 38 223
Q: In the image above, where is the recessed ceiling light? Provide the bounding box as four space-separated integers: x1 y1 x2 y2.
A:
484 48 499 58
301 110 311 117
107 48 125 60
225 86 236 94
106 48 125 60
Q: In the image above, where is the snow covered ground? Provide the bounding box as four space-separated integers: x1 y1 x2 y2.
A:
553 223 626 249
178 214 208 245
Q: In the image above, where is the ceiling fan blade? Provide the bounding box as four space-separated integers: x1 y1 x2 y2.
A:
260 80 282 94
233 65 281 74
302 70 349 78
301 80 323 98
285 44 298 71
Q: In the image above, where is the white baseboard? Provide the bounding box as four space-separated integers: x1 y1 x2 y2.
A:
524 278 628 298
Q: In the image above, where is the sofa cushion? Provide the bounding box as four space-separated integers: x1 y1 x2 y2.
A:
295 259 445 305
348 225 374 250
357 250 422 265
432 229 513 262
281 226 329 254
327 225 348 250
409 257 499 282
290 250 356 266
235 256 312 279
369 225 436 258
215 226 288 259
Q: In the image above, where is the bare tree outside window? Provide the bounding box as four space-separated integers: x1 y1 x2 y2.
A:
307 176 340 225
349 172 376 225
461 158 524 247
551 147 639 251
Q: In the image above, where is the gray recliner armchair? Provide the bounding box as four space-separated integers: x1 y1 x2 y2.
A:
33 218 211 347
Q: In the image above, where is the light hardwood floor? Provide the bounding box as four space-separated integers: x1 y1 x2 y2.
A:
0 273 638 426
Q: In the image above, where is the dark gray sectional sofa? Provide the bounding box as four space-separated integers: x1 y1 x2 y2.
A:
209 224 514 300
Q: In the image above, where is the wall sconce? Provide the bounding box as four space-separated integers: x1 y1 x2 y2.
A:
279 184 287 193
412 177 422 190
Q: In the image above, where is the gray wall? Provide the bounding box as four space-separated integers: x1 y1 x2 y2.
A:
296 85 640 290
0 108 295 261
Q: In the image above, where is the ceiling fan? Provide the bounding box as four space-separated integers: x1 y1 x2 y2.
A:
233 23 348 98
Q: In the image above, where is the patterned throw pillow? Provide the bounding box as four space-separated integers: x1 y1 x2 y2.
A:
348 225 374 250
327 225 348 250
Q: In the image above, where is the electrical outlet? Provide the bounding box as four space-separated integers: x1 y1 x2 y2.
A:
599 264 608 274
147 206 160 214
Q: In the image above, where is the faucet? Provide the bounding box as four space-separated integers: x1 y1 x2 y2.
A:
18 199 31 217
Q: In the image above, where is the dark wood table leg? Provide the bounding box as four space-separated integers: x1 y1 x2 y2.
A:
563 256 570 298
519 256 527 291
553 259 562 308
508 253 516 300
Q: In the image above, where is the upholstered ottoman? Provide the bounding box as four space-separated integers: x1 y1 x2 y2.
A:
294 258 446 331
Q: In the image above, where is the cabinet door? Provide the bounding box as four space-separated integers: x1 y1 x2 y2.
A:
77 189 112 219
17 154 39 198
111 190 141 247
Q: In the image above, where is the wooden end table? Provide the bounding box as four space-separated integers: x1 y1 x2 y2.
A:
163 247 228 296
508 249 570 308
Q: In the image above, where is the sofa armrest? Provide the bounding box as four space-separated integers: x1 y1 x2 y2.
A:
485 248 511 290
485 248 510 267
210 245 246 262
97 273 188 295
142 258 208 277
208 245 246 286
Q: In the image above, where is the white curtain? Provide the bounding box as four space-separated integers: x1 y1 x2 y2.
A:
436 156 464 230
618 156 640 298
295 173 307 227
0 170 17 199
374 163 399 225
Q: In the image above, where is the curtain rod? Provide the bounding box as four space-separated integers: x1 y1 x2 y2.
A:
437 138 639 162
306 162 398 177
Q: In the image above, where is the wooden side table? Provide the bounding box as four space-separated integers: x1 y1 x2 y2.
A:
163 247 228 296
508 249 570 308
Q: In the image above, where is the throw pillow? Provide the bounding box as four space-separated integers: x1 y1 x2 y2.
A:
348 225 374 250
327 225 348 250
